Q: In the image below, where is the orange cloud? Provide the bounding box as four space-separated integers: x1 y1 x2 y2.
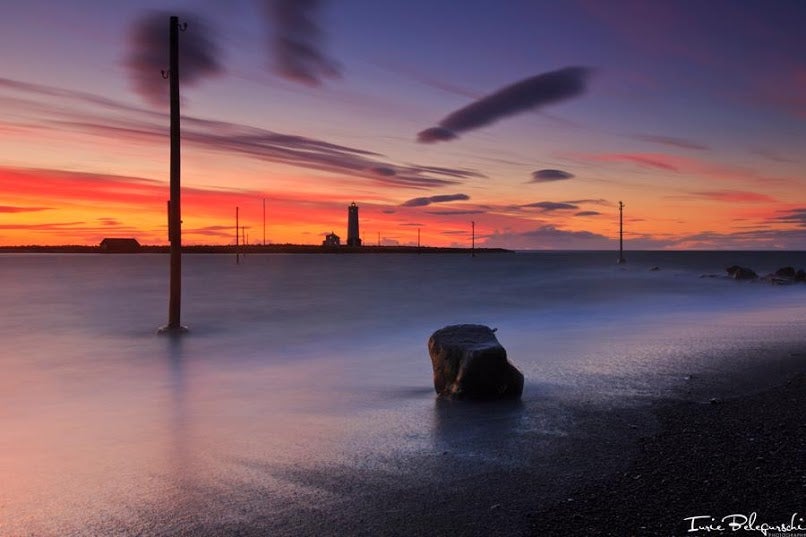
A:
691 190 777 203
568 151 788 184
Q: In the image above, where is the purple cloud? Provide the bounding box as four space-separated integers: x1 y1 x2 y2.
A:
401 194 470 207
774 208 806 227
521 201 578 212
370 166 396 176
482 225 611 250
126 11 222 107
263 0 339 85
633 134 709 151
418 66 591 143
530 169 575 182
426 209 486 215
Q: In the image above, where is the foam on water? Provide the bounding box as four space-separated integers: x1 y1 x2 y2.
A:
1 252 805 534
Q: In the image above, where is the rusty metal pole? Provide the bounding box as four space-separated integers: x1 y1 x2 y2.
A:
161 15 186 333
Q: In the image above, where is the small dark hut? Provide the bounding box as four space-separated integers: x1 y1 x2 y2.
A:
99 238 141 253
322 232 340 247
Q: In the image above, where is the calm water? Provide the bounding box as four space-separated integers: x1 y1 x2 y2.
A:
1 251 805 535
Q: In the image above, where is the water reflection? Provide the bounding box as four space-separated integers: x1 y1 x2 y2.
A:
432 398 526 462
165 335 190 484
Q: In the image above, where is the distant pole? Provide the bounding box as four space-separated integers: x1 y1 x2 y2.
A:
617 201 626 264
418 227 421 254
235 206 240 265
262 198 266 246
377 231 380 247
471 221 476 257
161 15 187 333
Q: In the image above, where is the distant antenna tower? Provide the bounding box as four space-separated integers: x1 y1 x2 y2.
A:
617 201 626 264
471 220 476 257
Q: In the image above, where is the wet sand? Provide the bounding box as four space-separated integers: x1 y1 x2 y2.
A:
6 340 803 536
142 353 804 537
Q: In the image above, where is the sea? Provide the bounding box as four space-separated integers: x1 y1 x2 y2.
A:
1 251 805 536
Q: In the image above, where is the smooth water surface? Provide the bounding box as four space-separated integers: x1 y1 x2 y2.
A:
2 252 805 535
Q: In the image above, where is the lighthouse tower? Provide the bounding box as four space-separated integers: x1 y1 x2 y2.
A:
347 202 362 246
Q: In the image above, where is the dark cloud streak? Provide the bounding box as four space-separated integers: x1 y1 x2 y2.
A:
3 76 483 190
401 194 470 207
126 11 222 106
426 209 486 215
264 0 339 85
529 169 574 182
521 201 578 212
418 66 591 143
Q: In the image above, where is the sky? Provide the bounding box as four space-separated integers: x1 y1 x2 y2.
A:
0 0 804 249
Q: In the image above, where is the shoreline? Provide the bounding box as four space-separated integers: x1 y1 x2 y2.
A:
0 244 512 255
168 349 805 537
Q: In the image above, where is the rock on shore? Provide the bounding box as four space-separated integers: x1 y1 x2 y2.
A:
428 324 524 399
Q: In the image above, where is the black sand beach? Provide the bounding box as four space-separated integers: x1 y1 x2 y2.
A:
175 354 805 537
531 371 806 537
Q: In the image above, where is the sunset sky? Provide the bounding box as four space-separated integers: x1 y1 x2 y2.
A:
1 0 804 249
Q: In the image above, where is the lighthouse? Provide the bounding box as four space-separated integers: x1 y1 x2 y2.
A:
347 202 362 246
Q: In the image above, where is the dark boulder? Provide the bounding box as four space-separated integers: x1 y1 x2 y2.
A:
428 324 523 399
775 266 796 278
726 265 758 280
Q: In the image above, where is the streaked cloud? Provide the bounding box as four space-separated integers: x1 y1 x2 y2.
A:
563 198 611 206
401 194 470 207
418 66 591 143
0 76 481 190
263 0 339 85
632 134 710 151
692 190 777 203
570 152 789 185
0 205 52 213
575 211 601 217
521 201 578 212
773 208 806 227
426 209 486 215
585 152 680 171
751 148 798 163
529 169 575 183
126 11 223 106
482 225 611 250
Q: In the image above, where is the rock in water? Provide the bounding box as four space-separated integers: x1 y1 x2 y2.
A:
726 265 758 280
428 324 524 399
775 266 796 278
